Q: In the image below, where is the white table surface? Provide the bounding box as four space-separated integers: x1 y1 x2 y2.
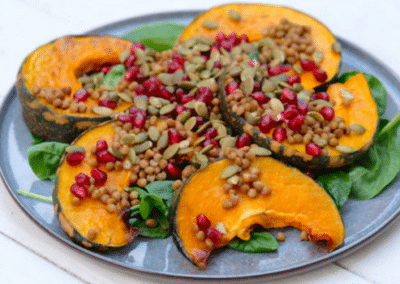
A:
1 0 399 283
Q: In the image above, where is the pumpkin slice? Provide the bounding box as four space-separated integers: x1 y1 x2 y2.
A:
53 121 138 250
218 72 379 168
16 35 132 143
172 157 345 268
177 3 341 90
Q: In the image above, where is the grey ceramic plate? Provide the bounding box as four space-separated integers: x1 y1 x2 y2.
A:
1 10 400 280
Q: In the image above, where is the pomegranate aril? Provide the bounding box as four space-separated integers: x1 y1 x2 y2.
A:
203 139 219 149
134 84 145 95
282 107 299 120
166 163 182 179
194 116 205 128
248 59 259 67
130 42 146 52
225 81 239 95
280 88 297 105
96 140 108 153
251 92 269 105
168 129 182 144
253 81 261 92
66 151 85 166
124 66 140 82
259 115 276 134
159 86 172 101
175 88 186 100
167 61 183 73
313 70 328 82
124 55 137 68
98 99 116 109
269 64 291 76
203 127 218 139
300 59 317 71
73 88 90 102
96 150 117 164
196 213 211 231
288 115 304 132
287 75 301 86
272 127 287 142
75 173 90 187
117 114 133 124
132 113 146 129
319 106 335 121
236 133 252 148
306 142 322 156
297 100 308 115
70 183 89 199
129 106 146 117
181 94 195 104
134 73 147 83
174 104 188 115
91 168 107 186
240 34 249 43
213 61 222 69
196 87 213 105
311 92 330 101
101 66 112 74
206 227 222 244
171 53 185 65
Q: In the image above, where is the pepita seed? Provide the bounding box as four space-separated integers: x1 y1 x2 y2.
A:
195 101 208 118
229 66 242 77
65 145 86 154
228 9 241 21
241 76 254 96
312 99 333 108
197 78 216 88
120 133 137 146
178 140 190 149
184 116 197 131
178 147 193 155
240 68 255 82
270 98 285 113
246 112 260 125
177 80 197 90
269 74 289 83
227 175 240 185
313 51 324 64
202 20 219 29
299 52 309 60
140 63 150 77
177 111 191 123
221 55 231 66
200 70 211 79
250 146 272 156
172 69 185 84
159 103 176 115
135 132 149 144
117 92 132 103
196 43 211 52
128 148 138 164
196 36 215 46
148 126 160 141
134 141 153 154
200 144 214 154
78 76 93 84
219 136 237 149
307 111 324 122
119 50 130 63
92 106 113 116
183 38 196 48
292 83 304 93
215 125 228 137
220 165 242 179
292 64 303 74
107 92 119 103
194 136 206 146
158 98 171 105
134 95 148 110
195 121 211 135
313 137 328 148
147 105 159 116
157 133 168 149
109 147 124 159
190 56 206 64
259 37 276 48
157 73 174 86
163 144 180 160
272 48 286 64
349 124 366 134
230 46 242 58
339 88 354 101
332 41 342 53
149 97 163 108
266 92 276 99
196 153 208 169
336 145 356 154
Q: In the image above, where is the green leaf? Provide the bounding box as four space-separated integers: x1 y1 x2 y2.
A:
101 64 125 89
228 232 279 253
31 132 44 145
123 22 185 52
139 197 152 219
145 180 175 206
317 171 352 208
27 142 69 181
135 222 171 238
339 71 388 115
143 194 167 215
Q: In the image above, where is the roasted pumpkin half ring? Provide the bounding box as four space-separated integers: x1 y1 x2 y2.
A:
16 35 132 143
171 157 345 268
177 3 342 90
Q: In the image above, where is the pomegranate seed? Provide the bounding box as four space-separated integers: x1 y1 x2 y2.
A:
311 92 330 101
194 116 205 128
165 163 182 179
168 129 182 144
134 73 147 83
70 183 89 199
213 61 222 69
143 77 162 89
282 107 299 120
182 75 190 81
196 87 213 105
215 31 227 42
196 213 211 231
251 92 269 105
124 54 137 68
288 115 304 132
129 106 146 117
117 114 134 124
248 59 259 67
175 88 186 100
203 139 219 148
236 133 252 148
130 42 146 52
287 75 301 86
306 143 322 156
134 84 145 95
269 65 291 76
124 66 141 82
174 104 188 115
132 113 146 129
280 88 298 105
203 127 218 139
259 115 276 134
313 70 328 82
272 127 287 142
73 88 90 102
96 150 117 164
101 66 112 74
253 81 261 92
91 168 107 186
181 94 195 104
167 61 183 73
159 86 172 101
98 99 116 109
297 100 308 115
300 59 317 71
96 140 108 153
172 53 185 65
240 34 249 43
206 227 222 244
66 151 85 166
319 106 335 121
225 81 239 95
75 173 90 187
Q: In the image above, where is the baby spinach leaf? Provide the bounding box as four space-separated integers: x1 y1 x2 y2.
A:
123 22 185 52
145 180 174 207
102 64 125 89
339 71 388 115
31 132 44 145
318 171 352 208
228 232 279 253
27 142 69 181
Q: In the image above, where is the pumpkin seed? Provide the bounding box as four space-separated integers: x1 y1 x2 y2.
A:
197 78 216 88
221 55 231 66
184 116 197 131
92 106 113 116
134 48 145 64
216 125 228 137
200 144 214 154
190 56 206 64
200 70 211 79
227 175 240 185
219 136 237 149
339 88 354 101
159 103 176 115
269 74 289 83
220 165 242 179
292 83 304 93
196 36 215 46
196 121 211 134
272 48 285 64
292 64 303 74
266 92 276 99
128 148 138 164
312 99 333 108
307 111 324 122
313 137 328 148
178 147 193 155
229 66 242 77
134 141 153 154
157 73 174 86
109 147 124 159
157 133 168 149
183 38 196 48
332 41 342 53
246 112 260 125
230 46 242 58
278 81 293 89
149 97 163 108
349 124 366 134
117 92 132 103
196 153 208 169
202 20 219 29
259 37 276 48
240 68 255 82
134 132 149 144
172 69 185 84
166 86 175 94
140 63 150 77
196 43 211 52
179 47 192 56
65 145 85 154
313 51 324 64
298 92 311 102
194 136 206 146
163 144 180 160
195 101 208 118
148 126 160 141
120 133 137 146
134 95 148 110
119 50 130 63
178 140 190 149
228 9 241 21
178 80 197 90
147 105 159 116
177 111 191 123
78 76 93 84
106 92 119 103
336 145 356 154
250 146 272 156
241 76 254 96
299 52 309 60
270 98 284 113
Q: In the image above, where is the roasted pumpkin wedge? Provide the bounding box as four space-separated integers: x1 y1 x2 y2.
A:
16 35 132 143
177 3 341 90
53 121 138 250
218 72 379 169
172 157 345 268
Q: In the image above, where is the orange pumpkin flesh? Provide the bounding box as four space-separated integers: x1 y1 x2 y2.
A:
53 122 137 249
173 157 345 268
178 3 341 90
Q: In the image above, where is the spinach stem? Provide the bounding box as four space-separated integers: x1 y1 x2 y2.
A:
379 112 400 137
16 189 53 203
